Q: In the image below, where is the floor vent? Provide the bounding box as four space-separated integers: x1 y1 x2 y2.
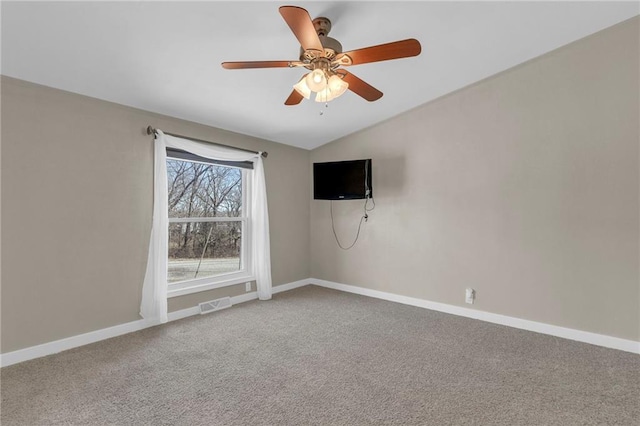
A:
199 297 232 315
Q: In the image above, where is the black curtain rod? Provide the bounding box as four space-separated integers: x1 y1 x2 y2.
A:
146 126 268 158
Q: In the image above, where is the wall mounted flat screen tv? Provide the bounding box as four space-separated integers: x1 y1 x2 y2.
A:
314 159 372 200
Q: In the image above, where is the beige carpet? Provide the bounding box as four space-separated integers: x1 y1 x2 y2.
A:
1 285 638 425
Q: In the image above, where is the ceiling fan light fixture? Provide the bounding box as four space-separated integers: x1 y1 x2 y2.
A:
293 74 312 99
315 87 336 103
306 68 327 92
327 74 349 98
314 74 349 103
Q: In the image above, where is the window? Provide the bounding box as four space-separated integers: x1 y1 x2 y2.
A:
165 153 253 297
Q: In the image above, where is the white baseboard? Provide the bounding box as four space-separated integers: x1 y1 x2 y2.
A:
0 280 311 368
5 277 634 367
0 318 160 369
271 278 312 294
311 278 640 355
167 306 201 322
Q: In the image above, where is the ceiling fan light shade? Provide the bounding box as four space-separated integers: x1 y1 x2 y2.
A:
327 75 349 98
315 75 349 102
293 75 311 99
314 87 334 103
306 69 327 92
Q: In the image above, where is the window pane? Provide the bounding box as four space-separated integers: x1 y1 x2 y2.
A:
168 221 242 283
167 159 242 218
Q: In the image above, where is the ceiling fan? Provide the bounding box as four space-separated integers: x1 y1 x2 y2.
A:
221 5 422 105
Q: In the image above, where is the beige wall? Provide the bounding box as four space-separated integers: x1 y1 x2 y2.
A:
1 77 310 352
310 18 639 341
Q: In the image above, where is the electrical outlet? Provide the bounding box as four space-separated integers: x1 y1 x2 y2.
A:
245 282 252 292
465 288 475 304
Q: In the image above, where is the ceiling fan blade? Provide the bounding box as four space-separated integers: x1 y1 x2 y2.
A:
339 71 383 102
279 6 324 52
221 61 292 70
339 39 421 66
284 89 304 106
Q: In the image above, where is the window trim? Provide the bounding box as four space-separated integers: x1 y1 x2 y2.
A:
166 165 253 298
167 273 255 298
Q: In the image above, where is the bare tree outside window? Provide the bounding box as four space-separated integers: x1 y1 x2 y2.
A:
166 159 244 283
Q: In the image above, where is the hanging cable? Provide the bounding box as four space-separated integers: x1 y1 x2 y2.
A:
365 196 376 211
330 159 375 250
330 196 375 250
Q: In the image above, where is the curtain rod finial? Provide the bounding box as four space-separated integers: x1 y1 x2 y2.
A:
146 125 155 135
262 152 268 158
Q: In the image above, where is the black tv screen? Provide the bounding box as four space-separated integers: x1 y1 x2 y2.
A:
314 159 372 200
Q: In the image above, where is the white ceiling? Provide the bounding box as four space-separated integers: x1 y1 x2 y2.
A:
2 1 638 150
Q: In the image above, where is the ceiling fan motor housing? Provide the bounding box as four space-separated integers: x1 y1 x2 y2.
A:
299 17 343 61
313 17 331 36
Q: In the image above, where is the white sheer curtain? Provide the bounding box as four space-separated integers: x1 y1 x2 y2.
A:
140 130 272 323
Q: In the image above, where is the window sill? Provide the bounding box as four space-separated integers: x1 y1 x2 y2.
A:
167 275 255 298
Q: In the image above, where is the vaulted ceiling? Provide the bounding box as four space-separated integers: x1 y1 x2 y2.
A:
2 1 638 149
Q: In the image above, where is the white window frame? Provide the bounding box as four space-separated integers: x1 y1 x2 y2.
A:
166 166 254 298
